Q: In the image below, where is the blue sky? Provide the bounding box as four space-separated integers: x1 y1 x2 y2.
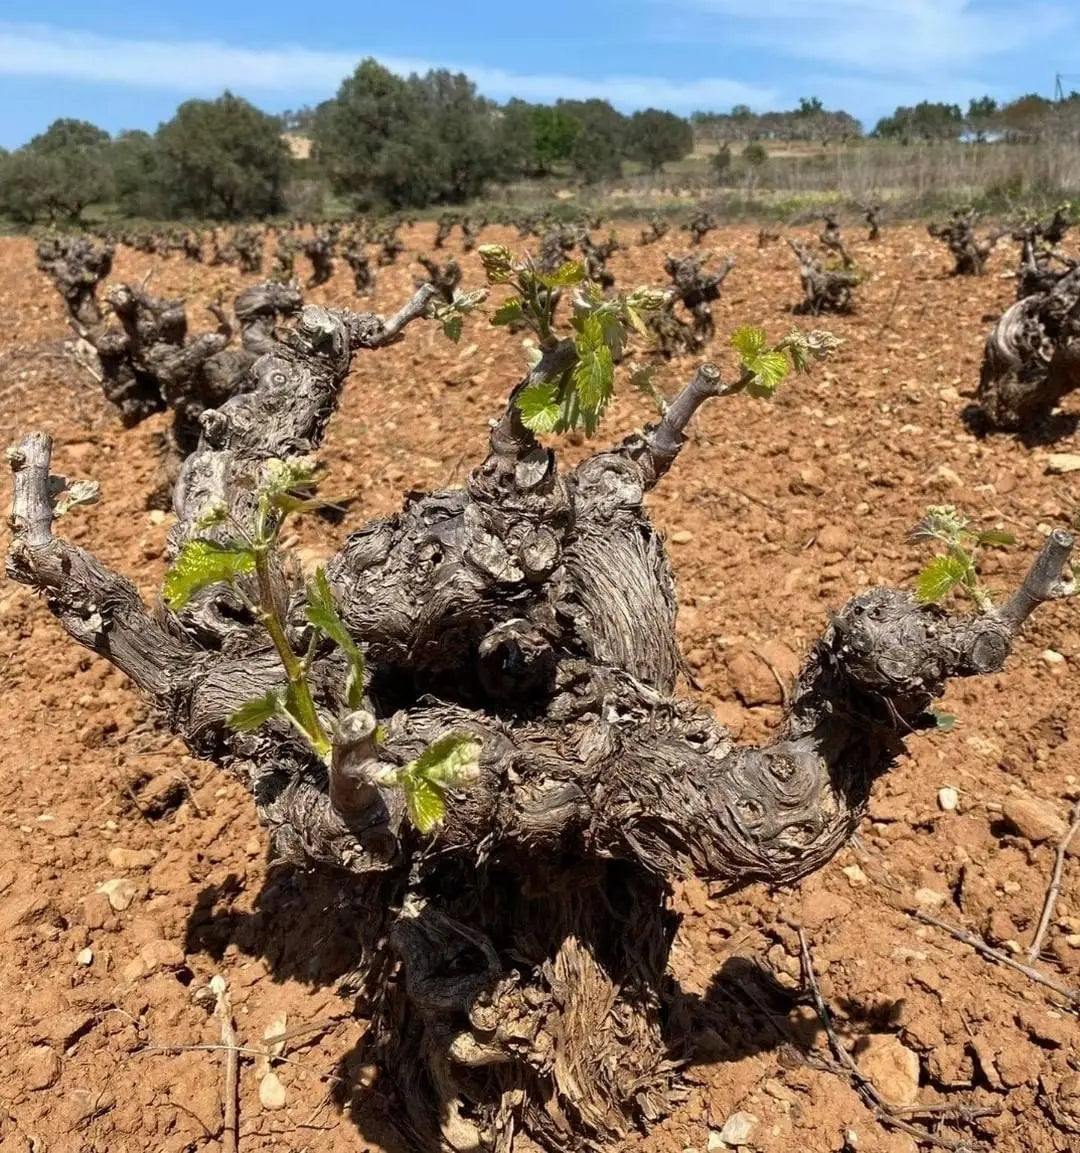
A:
0 2 1074 148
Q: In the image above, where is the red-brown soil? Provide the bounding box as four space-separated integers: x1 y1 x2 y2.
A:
0 223 1077 1153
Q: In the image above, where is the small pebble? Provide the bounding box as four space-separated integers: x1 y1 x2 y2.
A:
259 1071 287 1111
715 1111 759 1147
97 878 137 911
1003 796 1067 843
75 947 93 966
915 887 947 908
1046 453 1080 474
937 786 959 812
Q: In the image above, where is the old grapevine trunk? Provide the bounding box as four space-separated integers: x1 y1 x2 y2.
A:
977 264 1080 431
6 289 1075 1152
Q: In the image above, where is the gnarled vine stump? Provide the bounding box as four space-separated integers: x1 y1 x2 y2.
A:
789 240 858 314
416 255 463 304
1012 208 1075 300
6 286 1074 1152
640 216 670 247
36 249 305 462
35 234 114 331
647 253 735 357
976 264 1080 431
928 209 1005 276
819 213 853 267
304 232 336 287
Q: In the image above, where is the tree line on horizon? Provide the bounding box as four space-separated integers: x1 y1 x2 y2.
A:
0 57 1076 224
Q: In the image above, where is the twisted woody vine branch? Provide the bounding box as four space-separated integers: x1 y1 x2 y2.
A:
6 248 1076 1152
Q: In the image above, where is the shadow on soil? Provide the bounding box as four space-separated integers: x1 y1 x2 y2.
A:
183 866 847 1152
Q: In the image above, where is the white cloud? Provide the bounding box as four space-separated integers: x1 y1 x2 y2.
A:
0 22 774 111
654 0 1071 77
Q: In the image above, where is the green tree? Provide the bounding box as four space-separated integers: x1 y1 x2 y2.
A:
558 98 628 157
28 118 109 154
551 98 628 185
529 106 581 173
0 117 115 221
999 93 1054 140
495 102 581 178
313 59 412 199
156 92 289 218
494 99 539 177
109 130 165 217
413 69 501 202
626 108 693 172
966 96 998 142
873 101 963 142
709 144 733 180
570 126 622 184
314 59 501 207
0 151 58 222
967 95 998 119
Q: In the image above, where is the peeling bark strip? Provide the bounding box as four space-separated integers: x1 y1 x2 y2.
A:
6 283 1075 1150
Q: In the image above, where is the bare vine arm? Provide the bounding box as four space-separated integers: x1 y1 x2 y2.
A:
996 528 1076 632
7 432 195 699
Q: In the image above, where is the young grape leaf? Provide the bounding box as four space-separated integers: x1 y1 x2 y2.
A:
932 710 957 731
401 774 446 835
516 380 562 434
915 554 969 603
909 505 967 545
54 479 100 518
744 349 790 398
730 325 767 361
195 503 228 530
261 457 318 501
779 328 840 373
523 340 543 370
453 288 488 313
541 260 585 288
477 244 514 284
491 298 525 327
623 303 649 338
441 314 463 343
228 690 283 733
163 539 256 611
573 343 615 413
305 568 366 708
411 733 482 786
626 286 670 313
595 309 627 360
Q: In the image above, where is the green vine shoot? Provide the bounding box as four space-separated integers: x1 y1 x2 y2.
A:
162 457 478 833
